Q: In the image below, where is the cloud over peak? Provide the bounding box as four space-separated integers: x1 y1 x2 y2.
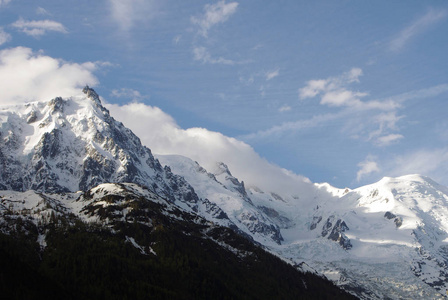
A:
0 47 98 105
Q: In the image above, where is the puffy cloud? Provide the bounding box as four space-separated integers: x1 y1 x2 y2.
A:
191 0 239 37
298 79 327 99
0 28 11 45
320 89 366 107
0 47 98 105
108 0 157 31
106 101 315 196
299 68 366 107
357 156 380 182
11 18 68 37
390 9 447 52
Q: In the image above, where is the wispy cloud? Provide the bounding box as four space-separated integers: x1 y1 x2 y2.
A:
246 70 448 147
278 105 291 113
108 0 157 32
243 111 345 140
111 88 148 101
193 46 237 65
390 8 447 52
191 0 239 37
266 69 280 81
11 18 67 37
0 28 11 45
357 155 380 182
385 148 448 185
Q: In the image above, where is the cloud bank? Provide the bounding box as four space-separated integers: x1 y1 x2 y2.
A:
106 101 315 196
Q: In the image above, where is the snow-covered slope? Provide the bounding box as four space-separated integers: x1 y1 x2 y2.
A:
0 87 211 216
272 174 448 299
157 154 448 298
157 154 284 246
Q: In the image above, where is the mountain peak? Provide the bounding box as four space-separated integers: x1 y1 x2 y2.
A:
82 85 101 104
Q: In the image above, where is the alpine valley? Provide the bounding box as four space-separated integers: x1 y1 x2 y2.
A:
1 87 448 299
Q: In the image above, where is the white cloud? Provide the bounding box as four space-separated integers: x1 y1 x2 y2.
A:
266 69 279 81
243 111 345 140
367 112 404 145
193 46 236 65
320 89 366 107
0 27 11 45
252 80 448 143
106 101 316 197
376 134 404 147
108 0 157 31
299 68 366 107
278 105 291 112
0 47 98 105
390 9 447 52
357 156 380 182
298 79 327 99
296 68 411 147
191 0 239 37
11 18 68 37
111 88 148 101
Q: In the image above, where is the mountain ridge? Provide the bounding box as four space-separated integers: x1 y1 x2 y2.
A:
1 87 448 299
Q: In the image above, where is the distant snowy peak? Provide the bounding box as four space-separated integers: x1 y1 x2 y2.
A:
156 154 284 245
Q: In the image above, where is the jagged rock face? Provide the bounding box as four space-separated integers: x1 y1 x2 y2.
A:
156 155 284 245
0 87 198 206
313 214 352 250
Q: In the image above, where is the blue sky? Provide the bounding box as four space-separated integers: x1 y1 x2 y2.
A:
1 0 448 188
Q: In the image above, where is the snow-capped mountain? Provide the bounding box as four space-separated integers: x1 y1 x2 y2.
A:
272 174 448 299
0 87 237 227
2 87 448 299
159 155 448 298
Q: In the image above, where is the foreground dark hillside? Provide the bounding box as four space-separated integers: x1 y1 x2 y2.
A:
0 186 357 300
